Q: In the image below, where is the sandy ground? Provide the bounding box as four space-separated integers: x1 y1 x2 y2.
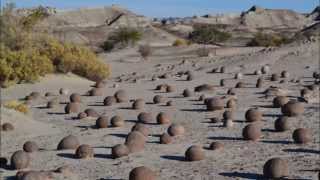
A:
1 41 319 180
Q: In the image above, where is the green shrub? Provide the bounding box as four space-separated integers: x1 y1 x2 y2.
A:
247 32 292 47
107 27 142 48
101 40 115 52
189 24 231 44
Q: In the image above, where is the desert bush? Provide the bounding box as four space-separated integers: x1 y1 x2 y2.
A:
247 32 292 47
108 27 142 47
138 44 152 60
4 100 29 114
0 3 110 87
39 38 110 81
0 46 54 86
172 39 188 46
189 24 232 44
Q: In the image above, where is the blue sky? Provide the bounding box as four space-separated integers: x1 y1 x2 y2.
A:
2 0 319 17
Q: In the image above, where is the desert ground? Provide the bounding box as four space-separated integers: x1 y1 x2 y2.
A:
1 5 320 180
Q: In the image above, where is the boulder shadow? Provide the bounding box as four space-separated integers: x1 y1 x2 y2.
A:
283 148 320 154
37 106 49 109
88 104 104 107
180 108 207 112
118 107 133 110
108 133 127 139
47 112 66 115
252 105 274 108
262 113 281 118
125 119 137 123
94 154 113 159
261 128 277 132
208 136 243 141
161 155 185 162
261 140 291 145
219 172 264 179
57 153 77 159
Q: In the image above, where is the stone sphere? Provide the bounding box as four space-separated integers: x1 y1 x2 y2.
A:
137 112 153 124
104 96 117 106
131 123 149 137
235 72 243 79
160 133 173 144
57 135 80 150
242 124 261 141
245 108 263 122
166 85 176 93
183 89 194 97
186 73 195 81
300 88 311 97
273 96 289 108
70 93 81 103
281 100 304 117
1 123 14 131
59 88 69 95
64 102 80 114
223 119 234 128
110 115 125 127
77 112 87 119
281 71 290 78
185 145 205 161
114 89 128 103
111 144 129 159
166 101 174 106
129 166 156 180
10 150 30 169
23 141 39 153
75 144 94 159
263 158 289 179
254 70 262 75
156 112 170 124
206 97 224 111
125 131 146 153
261 65 270 74
226 99 237 109
274 116 291 132
96 116 109 128
47 99 59 108
235 82 245 88
209 142 224 151
84 108 99 117
292 128 312 144
153 95 165 104
227 88 236 95
167 124 185 136
223 110 235 120
132 99 145 110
